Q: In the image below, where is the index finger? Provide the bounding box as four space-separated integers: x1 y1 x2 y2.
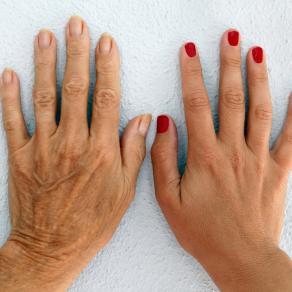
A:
180 42 216 161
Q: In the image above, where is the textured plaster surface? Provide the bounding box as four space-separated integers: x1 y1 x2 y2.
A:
0 1 292 291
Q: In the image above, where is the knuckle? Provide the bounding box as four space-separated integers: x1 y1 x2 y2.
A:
184 90 209 112
98 146 117 166
255 160 265 177
58 143 82 161
222 88 245 111
222 56 241 69
133 144 146 163
251 71 268 85
67 39 87 58
33 88 55 108
197 148 217 167
92 140 116 159
254 104 272 121
3 118 18 133
35 59 54 72
63 76 88 99
284 131 292 145
156 179 180 207
151 143 170 164
184 62 202 78
97 58 116 74
94 88 119 110
230 149 245 171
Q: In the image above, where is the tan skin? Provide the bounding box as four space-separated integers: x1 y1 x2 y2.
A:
151 31 292 291
0 16 151 291
0 16 291 291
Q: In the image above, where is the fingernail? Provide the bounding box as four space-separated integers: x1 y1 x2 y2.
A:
3 69 13 84
185 42 196 58
69 16 83 36
157 115 169 133
99 33 112 54
228 30 239 46
38 30 51 49
252 46 263 63
138 114 152 136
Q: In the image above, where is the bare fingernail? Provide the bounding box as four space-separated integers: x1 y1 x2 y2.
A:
3 69 13 84
38 30 51 49
69 16 83 36
99 33 112 54
138 114 152 136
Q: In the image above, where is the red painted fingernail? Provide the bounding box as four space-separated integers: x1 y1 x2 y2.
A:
157 115 169 133
252 46 263 63
185 42 196 57
228 30 239 46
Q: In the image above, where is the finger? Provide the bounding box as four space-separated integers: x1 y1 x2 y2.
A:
59 16 90 134
246 46 272 155
121 114 152 184
33 30 57 137
218 30 245 145
91 33 120 142
151 115 181 207
180 42 216 158
272 94 292 170
0 69 29 152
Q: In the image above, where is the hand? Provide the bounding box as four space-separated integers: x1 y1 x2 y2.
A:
151 30 292 291
0 16 151 291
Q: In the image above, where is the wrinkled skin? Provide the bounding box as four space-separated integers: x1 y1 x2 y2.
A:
0 16 151 291
151 30 292 291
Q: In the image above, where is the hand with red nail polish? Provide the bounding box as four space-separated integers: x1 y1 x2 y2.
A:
0 16 152 291
152 30 292 291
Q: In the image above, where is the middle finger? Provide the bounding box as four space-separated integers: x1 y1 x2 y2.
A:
59 16 90 135
218 30 245 146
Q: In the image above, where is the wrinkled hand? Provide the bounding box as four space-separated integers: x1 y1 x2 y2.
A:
151 30 292 291
0 16 151 291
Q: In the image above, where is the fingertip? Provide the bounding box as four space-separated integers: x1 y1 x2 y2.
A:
121 114 152 146
138 113 152 136
1 68 18 87
35 29 56 50
182 42 197 58
96 33 120 60
153 114 178 147
222 29 240 47
157 114 170 134
67 15 88 38
98 32 113 55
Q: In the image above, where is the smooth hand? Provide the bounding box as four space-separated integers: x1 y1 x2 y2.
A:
0 16 151 292
151 30 292 291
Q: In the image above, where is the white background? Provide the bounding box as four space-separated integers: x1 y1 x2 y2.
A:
0 1 292 291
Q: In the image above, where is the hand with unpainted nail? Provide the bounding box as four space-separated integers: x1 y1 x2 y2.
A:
0 16 151 292
151 30 292 291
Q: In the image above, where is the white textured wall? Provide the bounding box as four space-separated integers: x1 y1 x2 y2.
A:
0 1 292 291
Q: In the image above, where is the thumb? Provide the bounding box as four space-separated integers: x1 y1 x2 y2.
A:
121 114 152 184
151 115 181 207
